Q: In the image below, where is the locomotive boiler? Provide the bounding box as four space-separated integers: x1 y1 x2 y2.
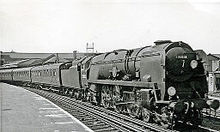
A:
87 40 219 127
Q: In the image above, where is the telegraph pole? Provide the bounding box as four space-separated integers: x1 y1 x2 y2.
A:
0 51 2 66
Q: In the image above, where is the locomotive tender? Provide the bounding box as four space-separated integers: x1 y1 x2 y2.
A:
0 40 219 128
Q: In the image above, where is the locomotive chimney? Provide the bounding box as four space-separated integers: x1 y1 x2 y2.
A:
154 40 172 45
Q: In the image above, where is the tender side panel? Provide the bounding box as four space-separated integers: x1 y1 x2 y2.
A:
61 66 81 89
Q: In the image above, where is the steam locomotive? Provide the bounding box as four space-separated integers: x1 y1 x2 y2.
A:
0 40 219 128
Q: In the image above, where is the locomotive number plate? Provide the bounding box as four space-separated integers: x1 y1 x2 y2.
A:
176 55 188 59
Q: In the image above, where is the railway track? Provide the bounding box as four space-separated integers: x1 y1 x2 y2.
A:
21 85 220 132
201 109 220 131
203 93 220 119
24 87 174 132
202 109 220 119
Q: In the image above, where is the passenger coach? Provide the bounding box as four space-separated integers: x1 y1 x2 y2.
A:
0 69 13 82
12 67 32 84
31 63 64 89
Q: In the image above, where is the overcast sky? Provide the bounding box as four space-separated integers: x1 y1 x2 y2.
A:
0 0 220 54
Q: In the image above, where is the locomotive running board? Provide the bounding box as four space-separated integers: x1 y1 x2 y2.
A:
88 79 157 88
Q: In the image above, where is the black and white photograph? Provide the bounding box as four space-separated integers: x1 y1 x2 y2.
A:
0 0 220 131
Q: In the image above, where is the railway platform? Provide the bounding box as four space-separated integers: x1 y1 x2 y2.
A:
0 82 93 132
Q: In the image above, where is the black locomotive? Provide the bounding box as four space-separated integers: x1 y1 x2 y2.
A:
0 40 219 128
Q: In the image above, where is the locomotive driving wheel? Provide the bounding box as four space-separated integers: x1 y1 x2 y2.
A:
190 110 203 126
101 86 112 108
69 90 74 98
127 104 139 118
160 106 175 129
114 104 128 114
74 90 81 99
142 108 152 122
102 94 111 108
114 105 123 113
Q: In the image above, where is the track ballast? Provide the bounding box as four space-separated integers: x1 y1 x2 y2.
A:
24 87 173 132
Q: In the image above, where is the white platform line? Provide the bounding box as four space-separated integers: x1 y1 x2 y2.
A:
45 114 69 118
37 95 93 132
39 108 59 110
54 121 74 125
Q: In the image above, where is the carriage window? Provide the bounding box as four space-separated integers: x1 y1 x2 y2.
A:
43 70 45 76
81 65 84 70
46 69 49 76
49 70 51 75
53 70 57 76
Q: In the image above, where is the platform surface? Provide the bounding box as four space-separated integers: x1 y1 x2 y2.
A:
0 82 93 132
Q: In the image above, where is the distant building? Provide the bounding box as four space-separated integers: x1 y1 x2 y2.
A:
207 54 220 93
207 54 220 72
192 51 220 93
0 51 98 68
208 71 220 93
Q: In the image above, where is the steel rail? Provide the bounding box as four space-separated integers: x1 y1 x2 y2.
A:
28 88 151 132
